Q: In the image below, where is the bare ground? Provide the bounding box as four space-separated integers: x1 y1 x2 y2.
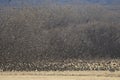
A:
0 71 120 80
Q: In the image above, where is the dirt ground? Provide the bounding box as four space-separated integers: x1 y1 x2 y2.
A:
0 71 120 80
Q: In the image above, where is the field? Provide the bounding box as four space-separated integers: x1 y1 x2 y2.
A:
0 71 120 80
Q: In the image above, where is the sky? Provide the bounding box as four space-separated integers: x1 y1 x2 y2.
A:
0 0 120 6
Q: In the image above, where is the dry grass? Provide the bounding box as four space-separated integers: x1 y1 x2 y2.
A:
0 71 120 80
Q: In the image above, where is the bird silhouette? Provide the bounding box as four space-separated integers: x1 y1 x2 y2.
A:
8 0 12 3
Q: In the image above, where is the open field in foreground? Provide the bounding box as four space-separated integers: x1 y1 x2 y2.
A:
0 71 120 80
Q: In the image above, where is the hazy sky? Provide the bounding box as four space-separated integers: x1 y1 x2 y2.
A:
0 0 120 6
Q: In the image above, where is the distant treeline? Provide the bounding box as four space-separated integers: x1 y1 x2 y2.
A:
0 4 120 65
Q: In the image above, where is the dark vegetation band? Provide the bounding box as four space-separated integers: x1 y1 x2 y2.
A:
0 4 120 71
